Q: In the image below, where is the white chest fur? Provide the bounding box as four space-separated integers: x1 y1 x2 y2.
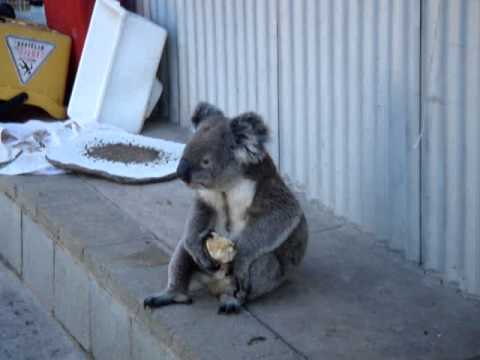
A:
198 179 256 238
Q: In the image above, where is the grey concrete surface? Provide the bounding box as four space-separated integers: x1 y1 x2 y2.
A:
22 216 54 310
248 224 480 360
91 281 131 360
0 194 22 275
54 246 91 350
131 320 176 360
0 122 479 359
0 262 86 360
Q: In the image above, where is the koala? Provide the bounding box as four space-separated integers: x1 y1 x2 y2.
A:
144 102 308 314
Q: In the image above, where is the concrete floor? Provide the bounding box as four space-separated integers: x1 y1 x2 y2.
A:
0 262 86 360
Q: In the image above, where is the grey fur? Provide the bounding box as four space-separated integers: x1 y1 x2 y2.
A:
144 103 308 314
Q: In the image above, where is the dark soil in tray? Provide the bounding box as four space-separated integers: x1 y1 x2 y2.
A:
83 142 170 165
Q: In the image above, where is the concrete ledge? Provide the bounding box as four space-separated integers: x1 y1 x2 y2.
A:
1 173 480 360
0 175 301 359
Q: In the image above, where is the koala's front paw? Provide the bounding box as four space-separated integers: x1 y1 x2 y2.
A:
184 230 219 272
199 231 221 272
197 254 220 273
143 291 192 310
199 228 215 242
217 295 242 315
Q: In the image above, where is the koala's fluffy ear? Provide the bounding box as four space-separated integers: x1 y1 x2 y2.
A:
191 102 224 129
230 112 270 164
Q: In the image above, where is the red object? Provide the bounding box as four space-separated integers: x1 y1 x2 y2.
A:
44 0 95 71
44 0 133 97
44 0 95 96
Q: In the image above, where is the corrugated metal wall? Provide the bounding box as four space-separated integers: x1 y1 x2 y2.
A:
421 0 480 295
276 0 421 261
137 0 480 297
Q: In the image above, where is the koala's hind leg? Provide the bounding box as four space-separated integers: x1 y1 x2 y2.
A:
217 278 243 315
246 253 285 301
218 253 284 314
144 244 196 309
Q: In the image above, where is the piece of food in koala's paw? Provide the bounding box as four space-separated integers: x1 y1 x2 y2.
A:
206 233 236 264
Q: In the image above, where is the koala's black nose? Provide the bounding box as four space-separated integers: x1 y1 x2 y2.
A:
177 158 192 183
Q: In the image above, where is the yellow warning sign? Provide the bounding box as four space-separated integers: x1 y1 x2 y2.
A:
6 36 55 84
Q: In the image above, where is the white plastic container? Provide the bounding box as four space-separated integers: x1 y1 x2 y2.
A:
67 0 167 133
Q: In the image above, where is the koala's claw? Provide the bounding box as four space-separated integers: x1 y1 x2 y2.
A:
143 293 192 310
198 251 220 273
218 295 242 315
217 302 241 315
202 228 215 238
205 261 221 272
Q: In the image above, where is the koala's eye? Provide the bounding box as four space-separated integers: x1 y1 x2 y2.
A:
202 158 211 167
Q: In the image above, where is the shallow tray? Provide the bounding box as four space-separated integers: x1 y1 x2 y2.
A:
46 130 184 184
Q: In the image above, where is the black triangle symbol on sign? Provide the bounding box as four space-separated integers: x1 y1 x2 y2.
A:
6 35 55 85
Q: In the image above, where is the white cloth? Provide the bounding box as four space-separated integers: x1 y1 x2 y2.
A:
0 120 119 175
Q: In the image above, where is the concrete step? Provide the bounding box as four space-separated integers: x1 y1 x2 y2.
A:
0 125 479 360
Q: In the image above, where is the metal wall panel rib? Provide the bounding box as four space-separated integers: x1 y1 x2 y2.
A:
422 0 480 295
388 0 421 260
